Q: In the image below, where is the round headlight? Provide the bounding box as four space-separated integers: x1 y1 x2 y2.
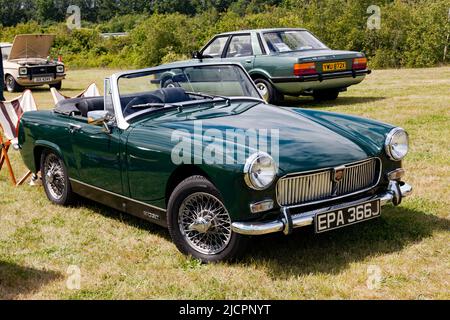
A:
244 152 277 190
385 127 409 161
56 65 65 73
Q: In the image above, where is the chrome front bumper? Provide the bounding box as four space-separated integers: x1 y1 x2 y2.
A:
231 181 412 236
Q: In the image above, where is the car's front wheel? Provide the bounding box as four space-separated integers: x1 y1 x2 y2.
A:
167 175 247 263
41 150 76 206
5 74 23 93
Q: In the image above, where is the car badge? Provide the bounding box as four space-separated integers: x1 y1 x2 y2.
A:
332 166 346 183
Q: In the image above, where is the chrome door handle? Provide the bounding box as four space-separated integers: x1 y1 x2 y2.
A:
69 124 81 134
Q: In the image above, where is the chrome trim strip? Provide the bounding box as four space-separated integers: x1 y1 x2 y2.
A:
232 181 412 236
69 178 166 212
275 157 382 208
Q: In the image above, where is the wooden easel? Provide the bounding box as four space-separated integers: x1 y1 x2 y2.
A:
0 127 32 186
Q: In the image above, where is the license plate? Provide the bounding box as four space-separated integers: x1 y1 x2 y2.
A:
33 76 53 83
322 61 346 72
315 199 380 233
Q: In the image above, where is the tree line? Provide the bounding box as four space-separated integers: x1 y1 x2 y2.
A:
1 0 448 69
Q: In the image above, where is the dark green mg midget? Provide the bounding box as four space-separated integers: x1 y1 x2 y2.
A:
18 62 411 262
194 28 371 104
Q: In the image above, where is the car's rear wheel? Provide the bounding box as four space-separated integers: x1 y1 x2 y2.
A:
253 78 283 105
313 89 340 101
49 81 62 90
41 150 76 206
167 175 247 263
5 74 23 93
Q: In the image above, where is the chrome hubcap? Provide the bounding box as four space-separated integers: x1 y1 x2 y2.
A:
179 192 232 255
44 154 65 200
256 82 269 101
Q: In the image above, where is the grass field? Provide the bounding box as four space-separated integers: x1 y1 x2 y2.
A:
0 67 449 299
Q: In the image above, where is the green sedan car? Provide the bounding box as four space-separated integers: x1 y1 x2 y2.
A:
18 62 411 262
194 28 371 104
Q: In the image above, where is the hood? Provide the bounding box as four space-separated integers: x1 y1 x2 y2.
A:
140 102 389 175
8 34 55 61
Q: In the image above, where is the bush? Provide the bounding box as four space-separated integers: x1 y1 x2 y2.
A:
0 0 448 69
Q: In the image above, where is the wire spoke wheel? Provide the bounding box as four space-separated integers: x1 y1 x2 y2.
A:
43 154 66 200
178 192 232 255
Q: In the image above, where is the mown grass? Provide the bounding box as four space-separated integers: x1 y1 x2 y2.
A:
1 67 449 299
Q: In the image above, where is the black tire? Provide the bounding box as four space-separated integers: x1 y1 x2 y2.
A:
5 74 23 93
253 78 283 105
40 150 76 206
167 175 248 263
313 89 340 101
49 81 62 90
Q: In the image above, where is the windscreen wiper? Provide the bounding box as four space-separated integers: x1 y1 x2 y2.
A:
186 91 231 106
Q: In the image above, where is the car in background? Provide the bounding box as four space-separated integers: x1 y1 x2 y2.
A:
18 62 411 262
193 28 371 104
1 34 65 93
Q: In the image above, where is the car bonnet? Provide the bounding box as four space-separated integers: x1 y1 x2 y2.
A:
8 34 55 60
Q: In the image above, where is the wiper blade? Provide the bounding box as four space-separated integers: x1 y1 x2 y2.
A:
186 91 231 106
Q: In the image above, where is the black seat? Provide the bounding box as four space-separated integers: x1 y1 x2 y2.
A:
75 97 105 117
54 96 105 117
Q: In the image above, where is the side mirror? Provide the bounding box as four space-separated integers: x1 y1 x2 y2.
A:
87 110 113 133
192 51 202 59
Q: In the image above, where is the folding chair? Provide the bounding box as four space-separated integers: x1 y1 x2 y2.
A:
50 82 100 105
0 90 37 185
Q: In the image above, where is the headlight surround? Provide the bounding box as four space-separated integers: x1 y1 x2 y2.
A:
56 65 65 73
244 152 277 190
385 127 409 161
19 67 27 75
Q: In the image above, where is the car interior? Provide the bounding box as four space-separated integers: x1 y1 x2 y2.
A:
54 87 194 118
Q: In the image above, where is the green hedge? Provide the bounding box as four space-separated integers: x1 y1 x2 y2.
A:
1 0 448 69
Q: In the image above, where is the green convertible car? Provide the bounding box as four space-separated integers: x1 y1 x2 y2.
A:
18 62 411 262
194 28 371 104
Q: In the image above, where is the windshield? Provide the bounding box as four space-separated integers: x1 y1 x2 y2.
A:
1 46 11 60
263 30 328 53
118 64 261 119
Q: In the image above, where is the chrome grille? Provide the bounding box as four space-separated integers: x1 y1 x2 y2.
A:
276 158 380 206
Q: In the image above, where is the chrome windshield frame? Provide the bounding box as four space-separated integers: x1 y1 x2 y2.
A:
108 62 266 130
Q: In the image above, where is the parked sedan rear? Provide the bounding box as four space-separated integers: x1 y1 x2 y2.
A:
194 28 371 104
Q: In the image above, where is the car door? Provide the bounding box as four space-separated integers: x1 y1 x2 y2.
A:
69 117 124 195
222 33 255 71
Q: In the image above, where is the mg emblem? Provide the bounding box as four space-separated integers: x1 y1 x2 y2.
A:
332 166 346 183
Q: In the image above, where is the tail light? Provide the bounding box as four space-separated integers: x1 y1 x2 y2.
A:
352 57 367 70
294 62 317 76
